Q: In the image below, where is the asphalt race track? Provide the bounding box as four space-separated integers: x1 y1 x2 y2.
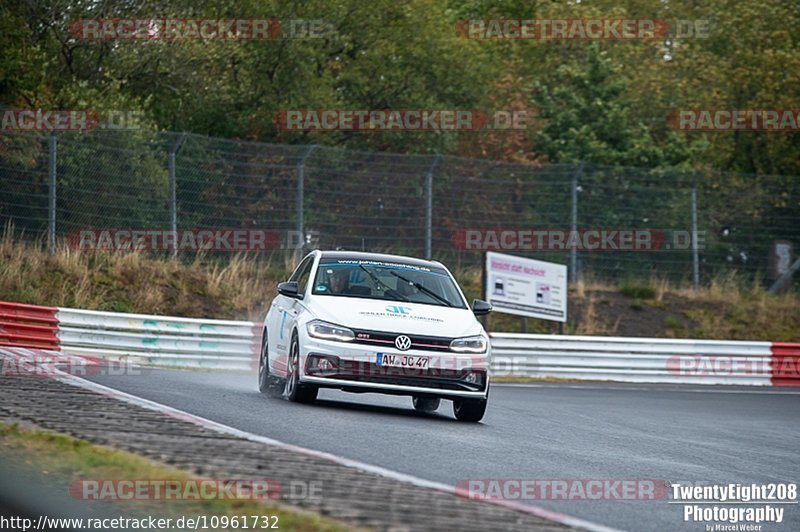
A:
86 368 800 531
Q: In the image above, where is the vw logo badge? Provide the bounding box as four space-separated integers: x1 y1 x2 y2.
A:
395 335 412 351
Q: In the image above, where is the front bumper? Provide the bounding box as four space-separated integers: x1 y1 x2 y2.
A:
299 336 490 399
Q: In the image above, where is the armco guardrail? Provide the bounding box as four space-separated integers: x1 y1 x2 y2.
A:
0 300 797 385
490 333 798 386
0 301 260 371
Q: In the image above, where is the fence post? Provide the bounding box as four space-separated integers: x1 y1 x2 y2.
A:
424 154 442 260
691 170 700 289
569 162 584 283
296 145 317 261
168 133 187 259
768 257 800 294
47 132 57 255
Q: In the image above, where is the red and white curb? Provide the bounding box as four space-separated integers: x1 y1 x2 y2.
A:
0 301 60 349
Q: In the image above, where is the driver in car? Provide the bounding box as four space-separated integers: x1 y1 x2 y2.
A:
328 268 352 295
396 277 420 299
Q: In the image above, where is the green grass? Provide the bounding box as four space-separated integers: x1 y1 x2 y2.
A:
618 281 656 300
0 422 354 532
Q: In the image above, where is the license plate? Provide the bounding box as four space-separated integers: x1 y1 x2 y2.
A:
376 353 430 369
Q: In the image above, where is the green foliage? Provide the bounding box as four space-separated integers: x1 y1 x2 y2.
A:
1 0 798 173
619 281 656 299
531 44 689 167
664 315 683 331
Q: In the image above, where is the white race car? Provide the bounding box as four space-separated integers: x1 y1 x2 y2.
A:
258 251 492 422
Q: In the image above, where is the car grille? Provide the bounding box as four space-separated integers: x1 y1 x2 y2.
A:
350 328 453 351
320 360 486 392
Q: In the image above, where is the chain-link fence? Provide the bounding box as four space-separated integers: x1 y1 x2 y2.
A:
1 130 797 287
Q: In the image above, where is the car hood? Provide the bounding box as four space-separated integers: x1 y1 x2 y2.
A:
307 295 484 338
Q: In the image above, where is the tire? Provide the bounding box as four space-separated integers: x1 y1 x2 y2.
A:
285 334 318 404
453 397 487 422
412 396 440 413
257 329 281 396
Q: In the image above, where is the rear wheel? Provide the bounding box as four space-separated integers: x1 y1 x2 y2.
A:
286 334 318 404
412 396 440 413
453 397 487 422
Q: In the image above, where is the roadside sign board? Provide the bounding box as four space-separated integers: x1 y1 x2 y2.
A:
484 251 567 322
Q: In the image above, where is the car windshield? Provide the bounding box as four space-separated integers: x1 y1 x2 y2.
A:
311 259 467 309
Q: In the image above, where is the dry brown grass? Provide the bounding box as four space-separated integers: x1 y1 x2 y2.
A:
650 274 671 303
570 273 608 300
601 272 798 341
457 263 797 340
673 273 799 341
1 228 797 340
0 228 284 320
572 293 620 336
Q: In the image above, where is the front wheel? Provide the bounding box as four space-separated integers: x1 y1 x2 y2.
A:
453 397 487 422
258 329 281 397
286 334 318 404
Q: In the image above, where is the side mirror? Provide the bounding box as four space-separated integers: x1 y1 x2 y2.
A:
277 281 302 299
472 299 492 316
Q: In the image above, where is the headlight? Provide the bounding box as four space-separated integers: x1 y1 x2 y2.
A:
450 335 488 353
306 320 355 342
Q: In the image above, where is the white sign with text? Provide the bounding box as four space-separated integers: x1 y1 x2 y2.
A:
485 251 567 322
